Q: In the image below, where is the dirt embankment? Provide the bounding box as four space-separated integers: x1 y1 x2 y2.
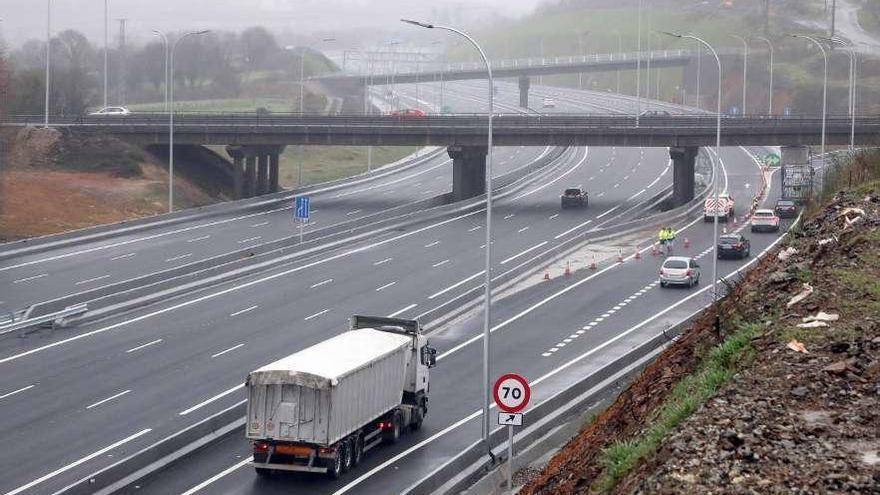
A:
521 185 880 494
0 127 217 242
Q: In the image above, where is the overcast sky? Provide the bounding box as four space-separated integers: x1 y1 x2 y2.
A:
0 0 541 47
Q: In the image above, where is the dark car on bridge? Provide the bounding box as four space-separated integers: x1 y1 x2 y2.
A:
561 188 588 209
774 199 798 219
717 233 751 259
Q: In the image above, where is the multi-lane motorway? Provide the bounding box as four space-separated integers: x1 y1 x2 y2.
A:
0 80 785 495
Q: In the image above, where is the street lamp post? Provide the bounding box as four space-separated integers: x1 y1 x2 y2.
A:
402 17 495 458
44 0 52 128
636 0 642 121
790 34 828 165
752 36 773 116
825 37 856 151
612 30 622 93
152 30 169 112
665 32 722 302
168 30 210 213
104 0 110 108
730 34 748 115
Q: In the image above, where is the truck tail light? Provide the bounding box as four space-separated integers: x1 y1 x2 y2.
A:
253 441 269 453
319 447 336 454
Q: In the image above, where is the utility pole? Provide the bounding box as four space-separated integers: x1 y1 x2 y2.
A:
763 0 770 36
117 18 127 106
830 0 837 38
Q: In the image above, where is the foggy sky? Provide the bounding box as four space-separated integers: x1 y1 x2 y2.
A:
0 0 541 47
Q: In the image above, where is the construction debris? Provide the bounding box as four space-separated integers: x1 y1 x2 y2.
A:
786 283 814 308
777 247 798 261
786 339 809 354
803 311 840 323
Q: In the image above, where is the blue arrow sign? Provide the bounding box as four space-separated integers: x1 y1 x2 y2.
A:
295 196 310 220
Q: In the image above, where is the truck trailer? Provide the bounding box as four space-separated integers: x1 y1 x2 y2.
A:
246 315 437 478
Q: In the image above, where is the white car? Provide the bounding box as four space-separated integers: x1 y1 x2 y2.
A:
750 209 780 232
542 97 556 108
88 106 131 116
659 256 701 288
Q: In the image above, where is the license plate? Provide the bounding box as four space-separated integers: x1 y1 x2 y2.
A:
275 444 313 456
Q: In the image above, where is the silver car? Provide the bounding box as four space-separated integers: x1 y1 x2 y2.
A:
659 256 701 288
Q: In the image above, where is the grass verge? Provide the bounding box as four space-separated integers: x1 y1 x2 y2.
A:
596 321 761 492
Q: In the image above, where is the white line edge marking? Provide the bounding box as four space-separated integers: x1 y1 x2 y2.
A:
125 339 163 353
554 219 592 240
309 279 333 289
304 309 330 321
376 281 397 292
179 384 244 416
428 270 484 300
432 260 450 268
388 304 418 318
238 236 262 244
110 252 136 260
229 305 259 317
12 273 48 284
211 344 245 358
187 235 211 243
165 253 193 263
500 241 548 265
373 257 393 266
0 384 35 400
74 274 110 285
86 389 131 410
3 428 152 495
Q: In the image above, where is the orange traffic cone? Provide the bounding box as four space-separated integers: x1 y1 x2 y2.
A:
564 261 572 276
634 245 641 260
544 269 551 280
651 243 659 256
617 249 624 263
683 238 690 249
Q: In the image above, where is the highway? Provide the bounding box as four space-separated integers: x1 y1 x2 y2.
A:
0 80 777 495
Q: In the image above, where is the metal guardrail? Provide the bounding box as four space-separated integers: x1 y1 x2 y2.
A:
0 303 88 336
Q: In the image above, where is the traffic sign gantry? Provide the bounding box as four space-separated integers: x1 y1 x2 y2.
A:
493 373 530 413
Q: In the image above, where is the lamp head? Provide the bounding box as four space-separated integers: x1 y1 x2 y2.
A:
401 19 434 29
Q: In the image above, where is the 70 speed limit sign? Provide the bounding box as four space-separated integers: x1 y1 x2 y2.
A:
493 373 531 413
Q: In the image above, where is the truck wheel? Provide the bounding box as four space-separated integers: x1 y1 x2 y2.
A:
383 412 402 445
352 434 364 466
328 449 344 479
411 406 425 431
341 439 353 473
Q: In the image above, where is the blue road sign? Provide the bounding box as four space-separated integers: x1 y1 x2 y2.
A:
295 196 310 220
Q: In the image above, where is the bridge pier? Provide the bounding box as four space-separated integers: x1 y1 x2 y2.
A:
669 146 698 207
245 156 258 198
225 145 286 198
447 145 487 201
518 76 531 109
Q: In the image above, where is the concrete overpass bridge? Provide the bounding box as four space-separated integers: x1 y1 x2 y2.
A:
11 113 877 204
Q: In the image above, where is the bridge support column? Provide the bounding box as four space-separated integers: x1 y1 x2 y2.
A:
518 76 531 109
256 154 269 195
232 155 244 199
448 145 487 201
245 156 257 198
669 146 698 207
269 152 280 193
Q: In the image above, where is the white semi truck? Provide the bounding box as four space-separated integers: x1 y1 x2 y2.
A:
246 315 437 478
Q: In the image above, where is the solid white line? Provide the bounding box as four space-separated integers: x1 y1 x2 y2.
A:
187 235 211 243
511 147 590 201
388 304 418 318
110 252 136 260
373 258 393 266
3 428 152 495
165 253 192 263
517 226 530 233
0 209 485 365
548 214 559 220
310 279 333 289
125 339 163 353
180 457 253 495
432 260 450 268
597 205 621 219
304 309 330 321
500 241 548 265
468 226 482 232
346 209 362 216
428 271 485 300
250 222 269 228
86 390 130 409
238 236 262 244
376 281 397 292
0 385 35 400
179 384 244 416
229 305 259 317
553 219 592 240
211 344 245 358
504 214 516 220
12 273 48 284
424 241 440 248
75 274 110 286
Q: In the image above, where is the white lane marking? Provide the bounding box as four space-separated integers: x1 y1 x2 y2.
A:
187 235 211 243
596 192 605 197
542 353 553 357
238 236 262 244
563 338 572 343
165 253 193 263
504 214 516 220
376 281 397 292
0 209 486 365
388 304 418 318
432 260 450 268
12 273 48 284
0 384 35 401
304 309 330 321
428 271 485 300
346 209 362 216
211 344 245 358
623 175 630 180
110 252 137 260
86 390 131 410
373 257 393 266
180 457 254 495
548 214 559 220
310 279 333 289
3 428 152 495
613 183 620 188
424 241 440 248
500 241 548 265
468 226 482 232
125 339 163 353
75 274 110 286
597 206 621 219
179 384 244 416
517 226 530 233
229 305 259 317
553 219 592 240
250 222 269 228
628 188 647 200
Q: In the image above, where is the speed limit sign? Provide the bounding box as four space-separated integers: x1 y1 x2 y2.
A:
493 373 530 413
